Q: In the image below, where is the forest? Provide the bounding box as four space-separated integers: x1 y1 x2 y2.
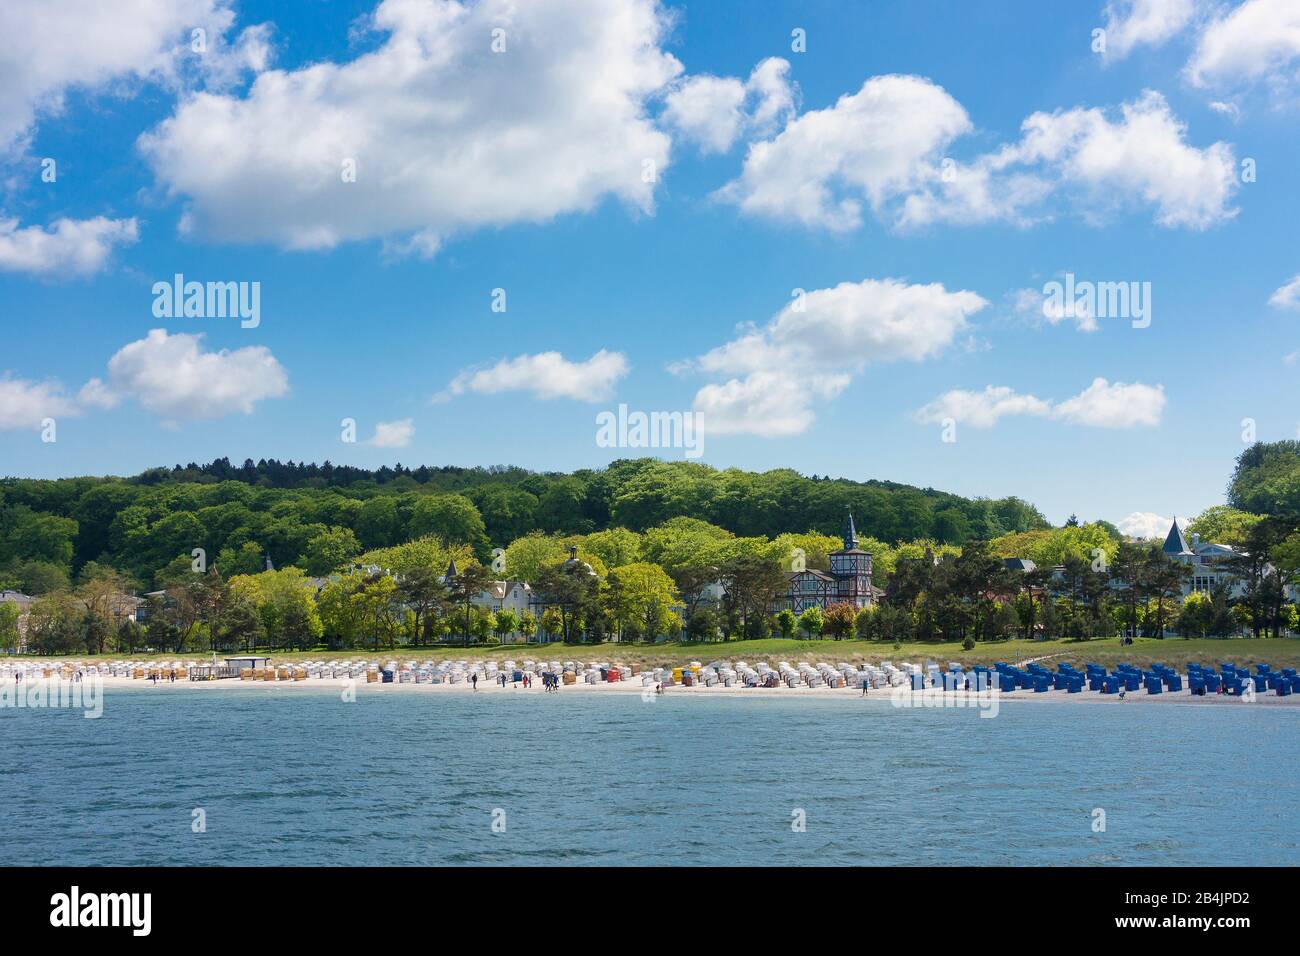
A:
2 444 1297 654
0 456 1050 590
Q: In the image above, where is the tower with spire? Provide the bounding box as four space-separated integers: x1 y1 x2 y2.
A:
782 510 877 613
1161 517 1194 557
829 510 873 606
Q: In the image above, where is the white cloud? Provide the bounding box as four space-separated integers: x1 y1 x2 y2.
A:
139 0 680 254
914 385 1053 429
0 0 262 154
443 350 629 403
92 328 288 419
1053 377 1165 427
366 418 414 448
662 57 795 154
903 90 1237 231
679 277 986 436
1268 274 1300 310
916 377 1165 429
76 377 119 410
661 75 745 154
695 279 986 377
1186 0 1300 92
715 73 972 232
693 370 847 438
1116 511 1176 539
1208 99 1241 119
0 217 138 276
1010 286 1098 332
721 71 1234 234
0 376 79 429
1101 0 1198 60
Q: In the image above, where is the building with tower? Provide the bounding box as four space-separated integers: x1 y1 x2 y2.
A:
1161 517 1251 598
777 512 882 613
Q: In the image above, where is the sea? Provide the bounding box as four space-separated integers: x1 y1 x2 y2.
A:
3 687 1296 866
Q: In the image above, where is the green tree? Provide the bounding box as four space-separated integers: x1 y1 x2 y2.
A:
445 562 495 645
302 527 362 576
316 573 369 648
25 592 85 655
408 495 489 551
216 541 266 577
1187 506 1263 549
775 607 797 639
0 601 21 652
540 606 564 641
717 551 787 642
606 562 680 642
355 496 400 550
823 602 857 640
493 609 518 641
687 606 720 642
503 534 569 584
582 528 642 569
797 606 824 639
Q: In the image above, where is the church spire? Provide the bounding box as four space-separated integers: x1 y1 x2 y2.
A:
842 510 858 551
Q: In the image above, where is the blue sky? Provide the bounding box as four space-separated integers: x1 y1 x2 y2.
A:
1 0 1298 535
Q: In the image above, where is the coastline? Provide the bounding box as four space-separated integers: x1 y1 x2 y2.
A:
82 673 1300 707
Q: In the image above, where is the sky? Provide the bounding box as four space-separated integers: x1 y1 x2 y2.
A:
1 0 1298 536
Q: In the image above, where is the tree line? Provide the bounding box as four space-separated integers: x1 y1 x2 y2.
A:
7 514 1297 656
0 457 1049 600
3 442 1298 654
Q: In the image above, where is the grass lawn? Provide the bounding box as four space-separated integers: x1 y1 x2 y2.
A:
18 636 1300 670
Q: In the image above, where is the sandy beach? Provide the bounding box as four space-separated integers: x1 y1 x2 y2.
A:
79 672 1300 707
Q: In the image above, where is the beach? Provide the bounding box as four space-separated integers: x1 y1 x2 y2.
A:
38 670 1300 707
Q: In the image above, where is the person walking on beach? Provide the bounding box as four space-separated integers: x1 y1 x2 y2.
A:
471 672 478 691
861 677 869 696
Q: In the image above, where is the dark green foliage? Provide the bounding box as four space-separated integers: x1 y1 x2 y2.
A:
0 457 1050 587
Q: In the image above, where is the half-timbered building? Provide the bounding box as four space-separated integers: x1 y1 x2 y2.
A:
777 512 881 613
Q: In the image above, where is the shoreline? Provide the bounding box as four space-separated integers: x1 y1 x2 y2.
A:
77 674 1300 707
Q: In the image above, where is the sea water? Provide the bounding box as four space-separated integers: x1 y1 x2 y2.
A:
2 687 1296 866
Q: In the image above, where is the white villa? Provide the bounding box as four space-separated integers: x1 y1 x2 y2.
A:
441 559 536 642
1160 517 1298 602
1161 519 1242 596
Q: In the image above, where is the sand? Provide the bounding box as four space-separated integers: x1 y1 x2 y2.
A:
81 673 1300 707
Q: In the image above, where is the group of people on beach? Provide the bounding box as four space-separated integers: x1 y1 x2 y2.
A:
13 670 90 684
468 670 555 691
